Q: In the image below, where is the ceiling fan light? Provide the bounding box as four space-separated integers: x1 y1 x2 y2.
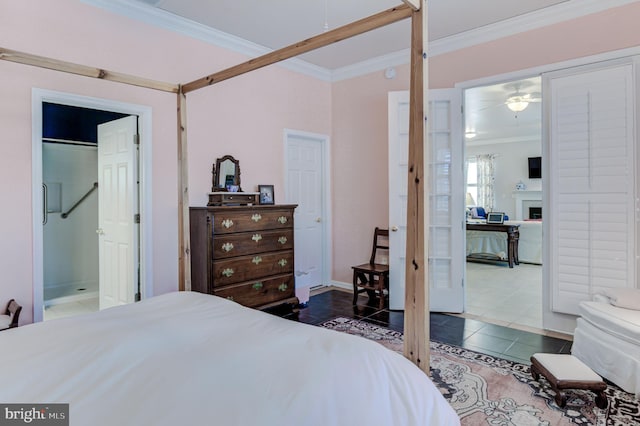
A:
506 98 529 112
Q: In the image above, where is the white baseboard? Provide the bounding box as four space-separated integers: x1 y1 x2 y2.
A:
44 291 98 307
329 281 352 291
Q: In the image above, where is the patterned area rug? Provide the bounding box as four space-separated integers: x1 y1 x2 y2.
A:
320 317 640 426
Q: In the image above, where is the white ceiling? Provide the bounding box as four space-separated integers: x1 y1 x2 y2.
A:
464 77 542 146
123 0 626 145
136 0 570 70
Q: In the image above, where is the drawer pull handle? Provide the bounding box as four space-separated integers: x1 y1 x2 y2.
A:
251 213 262 222
221 242 234 252
278 236 287 244
278 283 288 292
226 296 234 301
278 216 288 224
252 256 262 264
252 234 262 242
221 219 234 229
221 268 234 277
278 259 288 267
252 282 263 290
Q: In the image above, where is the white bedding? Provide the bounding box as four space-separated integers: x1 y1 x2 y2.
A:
466 230 508 260
0 292 459 426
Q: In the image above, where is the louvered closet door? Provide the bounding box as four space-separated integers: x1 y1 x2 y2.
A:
547 62 636 315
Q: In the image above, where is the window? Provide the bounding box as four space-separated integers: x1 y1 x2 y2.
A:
466 155 495 210
466 158 478 206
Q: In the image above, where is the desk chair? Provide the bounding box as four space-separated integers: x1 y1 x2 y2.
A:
0 299 21 331
352 227 389 310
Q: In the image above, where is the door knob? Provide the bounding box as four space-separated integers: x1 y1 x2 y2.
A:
316 217 322 223
96 228 105 235
391 226 398 232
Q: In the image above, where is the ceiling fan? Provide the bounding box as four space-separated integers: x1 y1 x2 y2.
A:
505 90 541 112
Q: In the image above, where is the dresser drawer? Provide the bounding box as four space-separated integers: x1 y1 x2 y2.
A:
214 274 295 308
212 250 294 286
213 209 294 234
213 229 293 259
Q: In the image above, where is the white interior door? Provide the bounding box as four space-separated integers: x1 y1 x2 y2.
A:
285 130 328 293
388 89 465 312
546 61 636 316
388 91 409 309
98 116 139 309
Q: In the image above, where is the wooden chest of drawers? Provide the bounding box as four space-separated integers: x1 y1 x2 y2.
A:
189 205 299 310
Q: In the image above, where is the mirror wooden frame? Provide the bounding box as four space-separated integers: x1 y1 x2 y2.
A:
211 155 242 192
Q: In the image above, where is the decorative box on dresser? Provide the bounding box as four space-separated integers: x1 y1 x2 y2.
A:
189 204 299 311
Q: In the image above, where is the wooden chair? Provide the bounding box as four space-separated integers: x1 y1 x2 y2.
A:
0 299 22 331
352 228 389 309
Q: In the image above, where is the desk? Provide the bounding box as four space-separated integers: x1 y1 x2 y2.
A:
466 223 520 268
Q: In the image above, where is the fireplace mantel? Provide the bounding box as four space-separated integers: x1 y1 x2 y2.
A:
513 190 542 220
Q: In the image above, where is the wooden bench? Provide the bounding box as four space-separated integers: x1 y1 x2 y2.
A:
530 353 607 409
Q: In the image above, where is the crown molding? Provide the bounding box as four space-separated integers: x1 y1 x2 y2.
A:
429 0 640 57
79 0 331 81
81 0 637 83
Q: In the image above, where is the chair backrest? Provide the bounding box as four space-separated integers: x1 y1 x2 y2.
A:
369 227 389 265
5 299 22 328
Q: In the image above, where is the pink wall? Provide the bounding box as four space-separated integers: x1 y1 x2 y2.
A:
331 68 410 283
0 0 330 324
186 70 331 207
330 2 640 285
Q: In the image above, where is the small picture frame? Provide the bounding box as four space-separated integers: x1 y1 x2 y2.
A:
258 185 274 205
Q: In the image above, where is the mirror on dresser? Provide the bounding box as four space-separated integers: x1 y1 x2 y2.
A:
212 155 241 192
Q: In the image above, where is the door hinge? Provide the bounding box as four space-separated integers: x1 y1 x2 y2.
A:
133 134 140 145
134 213 140 223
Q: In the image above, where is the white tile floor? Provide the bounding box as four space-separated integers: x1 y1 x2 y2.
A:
464 261 544 332
44 297 99 321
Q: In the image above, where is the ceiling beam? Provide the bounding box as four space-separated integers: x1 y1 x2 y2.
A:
401 0 420 11
182 4 413 93
0 47 179 93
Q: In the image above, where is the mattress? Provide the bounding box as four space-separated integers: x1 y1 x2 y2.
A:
579 301 640 346
0 291 460 426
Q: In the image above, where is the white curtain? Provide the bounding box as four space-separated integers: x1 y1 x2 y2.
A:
476 154 496 210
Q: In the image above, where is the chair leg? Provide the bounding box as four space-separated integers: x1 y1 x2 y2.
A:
352 272 359 305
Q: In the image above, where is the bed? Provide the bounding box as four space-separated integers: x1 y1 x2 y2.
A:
0 291 459 425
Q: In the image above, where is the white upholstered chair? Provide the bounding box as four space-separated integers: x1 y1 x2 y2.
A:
571 290 640 397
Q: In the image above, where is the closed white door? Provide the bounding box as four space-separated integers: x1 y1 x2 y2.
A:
388 91 410 309
285 130 328 290
388 89 464 312
98 116 139 309
546 61 636 315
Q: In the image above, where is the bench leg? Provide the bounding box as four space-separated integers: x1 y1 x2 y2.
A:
531 364 540 381
595 391 608 409
554 390 567 408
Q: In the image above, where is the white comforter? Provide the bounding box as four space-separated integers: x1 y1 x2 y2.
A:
0 292 459 426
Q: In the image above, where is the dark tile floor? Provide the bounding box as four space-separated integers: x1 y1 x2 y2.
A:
275 289 572 365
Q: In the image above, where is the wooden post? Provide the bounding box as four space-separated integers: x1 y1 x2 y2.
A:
177 87 191 291
403 3 429 373
182 4 412 93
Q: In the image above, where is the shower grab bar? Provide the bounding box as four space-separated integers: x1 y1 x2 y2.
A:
61 182 98 219
42 183 48 225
